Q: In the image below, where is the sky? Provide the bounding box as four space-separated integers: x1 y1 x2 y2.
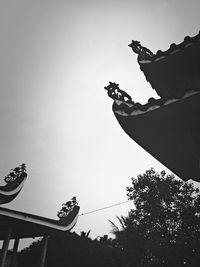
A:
0 0 200 248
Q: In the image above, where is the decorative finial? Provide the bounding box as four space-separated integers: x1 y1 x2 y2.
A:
128 40 142 54
129 40 154 60
104 81 132 103
57 196 78 220
4 163 27 184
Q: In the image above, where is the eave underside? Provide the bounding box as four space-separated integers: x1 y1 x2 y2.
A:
113 92 200 181
0 206 79 240
139 37 200 99
0 215 54 239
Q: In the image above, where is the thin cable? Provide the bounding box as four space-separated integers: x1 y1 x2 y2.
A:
79 200 132 216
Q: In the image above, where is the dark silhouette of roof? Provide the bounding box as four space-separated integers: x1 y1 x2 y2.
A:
0 205 80 240
129 31 200 98
105 31 200 182
0 164 27 204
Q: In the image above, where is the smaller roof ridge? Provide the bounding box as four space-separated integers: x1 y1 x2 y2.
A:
129 30 200 63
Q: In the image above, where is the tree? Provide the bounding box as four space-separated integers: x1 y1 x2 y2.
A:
18 232 123 267
111 168 200 267
18 239 42 267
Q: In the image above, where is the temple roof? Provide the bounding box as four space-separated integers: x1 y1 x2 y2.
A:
105 31 200 182
0 205 80 240
129 31 200 99
0 165 80 240
112 91 200 181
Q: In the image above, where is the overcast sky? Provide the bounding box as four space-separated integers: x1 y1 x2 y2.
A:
1 0 200 245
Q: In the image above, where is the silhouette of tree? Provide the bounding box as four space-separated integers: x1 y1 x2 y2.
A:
18 232 123 267
110 168 200 266
80 230 91 239
18 239 42 267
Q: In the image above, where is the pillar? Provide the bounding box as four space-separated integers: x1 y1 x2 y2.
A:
40 235 49 267
0 227 12 267
10 237 20 267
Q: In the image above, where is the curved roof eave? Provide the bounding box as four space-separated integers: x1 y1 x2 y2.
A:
0 206 80 239
112 91 200 182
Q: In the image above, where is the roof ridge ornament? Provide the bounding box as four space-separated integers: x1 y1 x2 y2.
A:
57 197 79 226
128 40 154 61
0 164 27 204
104 82 133 103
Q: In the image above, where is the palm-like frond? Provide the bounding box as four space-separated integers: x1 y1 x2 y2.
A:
108 220 120 235
116 215 127 230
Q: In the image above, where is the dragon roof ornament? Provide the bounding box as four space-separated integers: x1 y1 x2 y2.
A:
0 164 27 204
128 40 154 61
104 82 132 104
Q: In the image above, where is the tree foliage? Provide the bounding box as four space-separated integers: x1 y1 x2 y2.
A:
18 169 200 267
18 239 42 267
18 232 123 267
111 168 200 266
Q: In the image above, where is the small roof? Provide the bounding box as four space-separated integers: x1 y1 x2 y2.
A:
0 206 80 240
129 31 200 99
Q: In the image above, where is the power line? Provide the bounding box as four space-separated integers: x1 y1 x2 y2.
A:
79 200 132 216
